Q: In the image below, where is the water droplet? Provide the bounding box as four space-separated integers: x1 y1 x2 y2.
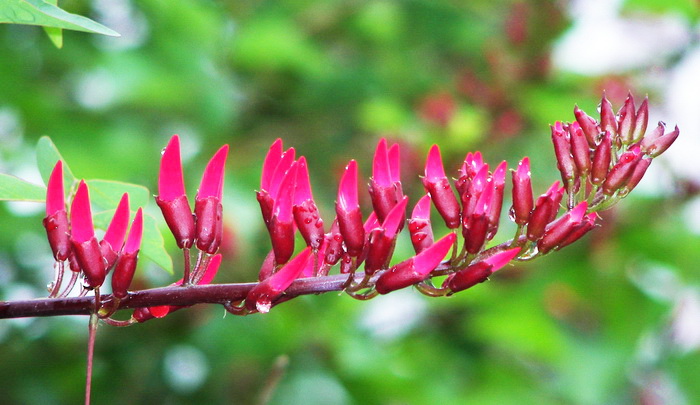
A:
333 235 342 242
304 218 312 224
256 300 271 314
508 206 516 221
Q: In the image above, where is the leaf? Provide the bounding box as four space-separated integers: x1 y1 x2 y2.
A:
41 0 62 48
93 211 173 274
0 0 120 37
36 136 76 195
86 180 151 212
0 174 46 202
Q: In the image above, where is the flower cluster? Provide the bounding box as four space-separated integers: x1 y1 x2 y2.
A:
42 162 144 300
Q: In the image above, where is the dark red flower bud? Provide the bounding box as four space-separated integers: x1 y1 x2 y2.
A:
527 181 562 241
551 122 577 184
156 135 195 249
461 164 489 219
100 193 130 271
463 179 494 254
423 145 460 228
487 161 507 239
70 181 105 288
510 157 533 226
43 161 71 261
376 233 455 294
257 139 284 227
445 247 520 292
111 208 143 299
269 162 297 265
246 248 312 313
555 212 597 251
456 151 486 196
258 250 276 281
537 201 587 254
293 157 324 250
336 160 365 257
369 139 400 222
602 147 642 195
574 105 600 148
591 131 612 186
569 122 591 176
365 196 407 274
408 194 434 254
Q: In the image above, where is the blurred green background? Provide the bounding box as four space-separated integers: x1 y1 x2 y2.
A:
1 0 699 404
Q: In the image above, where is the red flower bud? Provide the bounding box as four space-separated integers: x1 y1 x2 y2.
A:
537 201 587 254
99 193 130 271
43 161 71 262
336 160 365 257
526 181 562 241
602 147 642 195
324 218 344 266
423 145 460 228
600 93 617 141
246 248 312 313
617 93 636 145
555 212 597 251
642 124 679 158
445 247 520 292
369 139 400 222
487 161 507 239
293 157 324 250
463 179 494 254
195 145 228 254
551 122 577 184
620 157 652 196
632 96 648 144
365 196 407 274
269 162 297 265
408 194 434 254
70 181 105 288
111 208 143 299
510 157 533 226
376 233 455 294
573 105 600 148
569 122 591 176
591 131 612 186
156 135 195 249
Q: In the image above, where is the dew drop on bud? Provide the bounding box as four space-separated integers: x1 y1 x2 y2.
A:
333 235 342 242
256 300 272 314
304 218 312 224
508 206 516 222
161 147 167 156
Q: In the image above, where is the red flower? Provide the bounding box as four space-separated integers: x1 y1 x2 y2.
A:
156 135 195 249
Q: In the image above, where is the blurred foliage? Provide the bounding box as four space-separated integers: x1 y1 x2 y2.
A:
0 0 699 404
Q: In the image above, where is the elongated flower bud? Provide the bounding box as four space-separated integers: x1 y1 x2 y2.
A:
365 196 407 274
269 162 297 265
486 161 507 239
293 157 324 250
336 160 365 257
555 212 597 251
510 157 533 226
600 93 617 141
156 135 195 249
423 145 460 228
376 233 456 294
70 181 105 288
445 247 521 292
617 93 636 145
631 96 648 144
526 181 561 241
602 147 642 195
590 131 612 186
642 125 679 158
369 139 399 222
537 201 587 254
619 157 652 196
408 195 434 254
551 122 576 184
463 179 494 254
573 105 599 148
569 122 591 176
99 193 130 271
111 208 143 299
43 161 71 261
195 145 229 254
246 248 312 313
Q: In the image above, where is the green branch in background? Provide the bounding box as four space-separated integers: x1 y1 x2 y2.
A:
0 0 119 48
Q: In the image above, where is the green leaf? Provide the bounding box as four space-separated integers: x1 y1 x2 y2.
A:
0 0 120 37
36 136 76 195
86 180 150 212
0 174 46 202
41 0 62 48
93 211 173 274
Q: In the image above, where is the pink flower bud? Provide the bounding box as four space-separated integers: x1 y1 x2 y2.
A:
70 181 105 288
617 93 636 145
551 122 576 183
269 162 297 265
602 147 642 195
408 195 434 254
574 105 600 148
526 181 561 241
336 160 365 257
569 122 591 176
369 138 399 222
487 161 507 239
99 193 130 271
445 247 520 292
293 157 325 250
195 145 228 254
376 233 456 294
590 131 612 186
600 93 617 140
620 157 652 196
43 161 71 261
423 145 461 228
632 96 648 143
463 179 494 254
324 218 344 266
261 139 283 192
246 248 312 313
642 124 679 158
111 208 143 299
156 135 195 249
555 212 597 251
510 157 533 226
